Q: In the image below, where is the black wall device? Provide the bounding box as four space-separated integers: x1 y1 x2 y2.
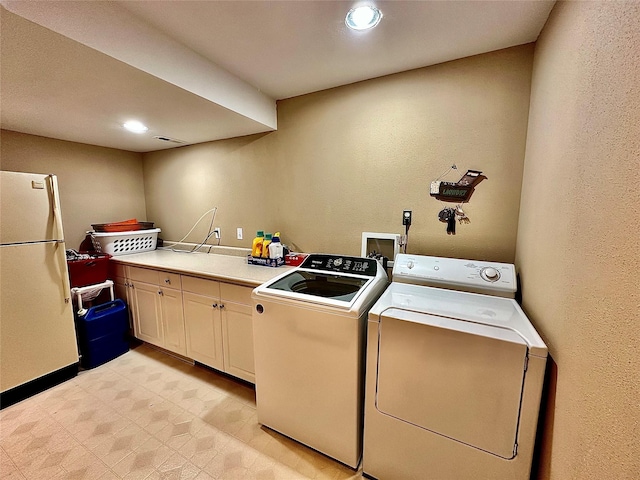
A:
403 210 412 226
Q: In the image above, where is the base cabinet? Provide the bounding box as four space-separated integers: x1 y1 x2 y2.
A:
132 280 163 346
110 263 134 328
159 286 186 355
118 265 256 383
183 276 255 383
129 267 186 355
221 284 255 383
183 290 224 371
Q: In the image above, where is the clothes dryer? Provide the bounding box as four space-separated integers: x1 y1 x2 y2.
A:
363 254 547 480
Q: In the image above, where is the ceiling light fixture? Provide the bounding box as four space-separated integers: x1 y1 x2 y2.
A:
123 120 148 134
345 5 382 31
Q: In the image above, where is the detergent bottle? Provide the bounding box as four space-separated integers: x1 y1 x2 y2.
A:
261 233 273 258
252 231 265 257
268 234 284 260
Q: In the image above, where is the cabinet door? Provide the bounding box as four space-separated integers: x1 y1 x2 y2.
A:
125 274 136 330
113 276 133 329
183 291 224 370
132 281 163 347
160 287 186 356
113 276 128 302
221 301 255 383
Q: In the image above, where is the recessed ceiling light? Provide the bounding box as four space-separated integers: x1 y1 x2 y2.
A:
123 120 148 134
345 5 382 31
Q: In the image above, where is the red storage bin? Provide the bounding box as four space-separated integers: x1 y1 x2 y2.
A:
67 253 111 287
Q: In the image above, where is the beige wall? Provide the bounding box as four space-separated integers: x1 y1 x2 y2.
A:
144 45 534 263
516 2 640 480
142 133 279 251
1 130 147 248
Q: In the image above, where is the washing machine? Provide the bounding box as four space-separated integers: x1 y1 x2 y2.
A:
252 253 388 468
363 254 547 480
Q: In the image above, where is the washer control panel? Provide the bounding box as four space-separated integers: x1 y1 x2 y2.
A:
301 254 378 276
393 254 516 298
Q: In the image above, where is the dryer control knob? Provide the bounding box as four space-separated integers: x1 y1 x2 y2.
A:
407 260 415 269
481 267 500 282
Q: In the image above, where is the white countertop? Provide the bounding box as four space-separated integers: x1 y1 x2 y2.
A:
111 249 292 287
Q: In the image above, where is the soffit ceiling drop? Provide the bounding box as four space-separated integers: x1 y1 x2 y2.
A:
0 1 555 153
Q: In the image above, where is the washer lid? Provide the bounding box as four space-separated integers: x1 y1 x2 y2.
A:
253 268 379 312
253 254 388 313
369 282 547 356
267 270 370 302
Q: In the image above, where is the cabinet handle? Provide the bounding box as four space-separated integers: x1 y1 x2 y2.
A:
164 278 171 284
212 303 218 308
158 290 163 296
219 304 225 309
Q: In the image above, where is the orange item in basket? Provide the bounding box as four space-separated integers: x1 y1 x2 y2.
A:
93 219 141 232
109 219 138 226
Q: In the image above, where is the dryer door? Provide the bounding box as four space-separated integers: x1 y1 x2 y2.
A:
375 308 528 459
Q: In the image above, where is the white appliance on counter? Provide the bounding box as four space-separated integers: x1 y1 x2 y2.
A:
363 254 548 480
252 254 388 468
1 171 79 406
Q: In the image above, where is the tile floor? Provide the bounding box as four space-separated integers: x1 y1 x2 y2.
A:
0 344 364 479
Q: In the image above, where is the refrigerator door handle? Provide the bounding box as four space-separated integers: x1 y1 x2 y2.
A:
49 174 64 242
49 175 71 303
58 241 71 304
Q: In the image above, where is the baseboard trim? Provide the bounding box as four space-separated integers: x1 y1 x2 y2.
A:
0 363 79 410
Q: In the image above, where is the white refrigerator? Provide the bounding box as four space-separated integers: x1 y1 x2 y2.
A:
1 171 79 400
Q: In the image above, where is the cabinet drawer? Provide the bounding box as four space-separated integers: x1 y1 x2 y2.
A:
182 275 220 297
129 266 159 284
129 267 181 288
159 272 181 289
220 282 253 305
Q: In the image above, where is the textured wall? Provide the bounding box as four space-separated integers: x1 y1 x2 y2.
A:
142 134 279 250
0 130 147 248
144 45 534 262
516 2 640 479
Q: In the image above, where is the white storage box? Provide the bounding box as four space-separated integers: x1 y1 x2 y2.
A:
91 228 161 256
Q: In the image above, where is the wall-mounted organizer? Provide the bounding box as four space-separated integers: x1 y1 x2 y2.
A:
430 165 485 235
430 167 486 203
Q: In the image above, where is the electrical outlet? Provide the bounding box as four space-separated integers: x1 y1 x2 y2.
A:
213 227 221 239
403 210 412 226
237 228 243 240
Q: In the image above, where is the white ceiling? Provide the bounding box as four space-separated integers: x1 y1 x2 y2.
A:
0 1 555 153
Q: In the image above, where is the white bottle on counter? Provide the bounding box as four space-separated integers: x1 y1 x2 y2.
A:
268 235 284 259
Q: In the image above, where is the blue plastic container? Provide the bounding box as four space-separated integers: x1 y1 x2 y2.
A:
76 299 129 369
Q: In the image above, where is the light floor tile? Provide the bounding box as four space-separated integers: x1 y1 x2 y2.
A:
0 343 364 479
